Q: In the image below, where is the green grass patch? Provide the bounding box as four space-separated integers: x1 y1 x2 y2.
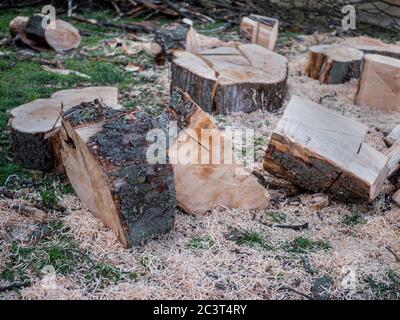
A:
365 269 400 300
187 235 215 250
265 211 286 224
236 230 272 250
342 209 366 226
283 236 331 254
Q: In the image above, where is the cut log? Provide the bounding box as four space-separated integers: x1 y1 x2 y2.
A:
152 21 238 64
263 95 389 202
23 14 80 52
385 140 400 178
9 87 121 171
342 36 400 60
384 125 400 147
304 45 364 84
171 44 288 114
59 100 176 247
240 15 279 51
355 54 400 112
164 89 270 215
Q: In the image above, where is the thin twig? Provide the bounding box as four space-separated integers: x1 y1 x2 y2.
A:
386 245 400 262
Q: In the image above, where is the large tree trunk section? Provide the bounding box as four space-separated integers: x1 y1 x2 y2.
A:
14 14 80 52
342 36 400 60
9 87 121 172
164 89 270 215
263 95 389 202
152 21 237 64
59 101 176 247
171 44 288 114
240 15 279 51
304 45 364 84
384 125 400 147
355 54 400 112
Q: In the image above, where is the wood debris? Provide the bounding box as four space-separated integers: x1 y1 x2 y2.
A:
299 193 330 210
240 15 279 51
384 125 400 148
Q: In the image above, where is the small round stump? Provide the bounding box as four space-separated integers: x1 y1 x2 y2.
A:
304 45 364 84
171 44 288 114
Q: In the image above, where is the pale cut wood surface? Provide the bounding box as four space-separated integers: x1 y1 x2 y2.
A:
168 90 270 215
385 139 400 177
240 15 279 51
384 125 400 147
342 36 400 60
355 54 400 112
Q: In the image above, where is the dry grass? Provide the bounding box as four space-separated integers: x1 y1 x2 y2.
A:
1 32 400 300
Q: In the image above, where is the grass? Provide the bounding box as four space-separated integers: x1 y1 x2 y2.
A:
236 230 272 250
0 219 135 290
342 209 366 226
365 269 400 300
187 235 215 250
265 211 286 224
283 236 331 254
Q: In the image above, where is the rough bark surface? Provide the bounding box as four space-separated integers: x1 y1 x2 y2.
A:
60 100 176 247
171 44 288 114
263 95 389 201
304 45 364 84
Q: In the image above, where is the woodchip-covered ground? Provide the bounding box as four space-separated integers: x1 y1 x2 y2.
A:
0 8 399 300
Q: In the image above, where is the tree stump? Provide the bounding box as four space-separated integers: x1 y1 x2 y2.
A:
171 44 288 114
163 89 270 215
263 95 389 202
59 101 176 247
13 14 81 52
342 36 400 60
304 45 364 84
240 15 279 51
9 87 121 171
355 54 400 112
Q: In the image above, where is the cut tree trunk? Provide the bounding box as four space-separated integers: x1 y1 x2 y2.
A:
152 21 238 64
342 36 400 60
9 87 121 172
304 45 364 84
23 14 80 52
59 100 176 247
164 89 270 215
263 95 389 202
384 125 400 147
9 16 28 37
355 54 400 112
171 44 288 114
385 139 400 178
240 15 279 51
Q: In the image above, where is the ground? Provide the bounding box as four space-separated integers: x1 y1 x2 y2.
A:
0 6 400 300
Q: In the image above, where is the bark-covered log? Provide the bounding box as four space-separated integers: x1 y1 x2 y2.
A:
59 100 176 247
9 16 28 37
355 54 400 112
304 45 364 84
263 95 389 202
240 15 279 51
342 36 400 60
171 44 288 114
163 89 270 215
9 87 121 171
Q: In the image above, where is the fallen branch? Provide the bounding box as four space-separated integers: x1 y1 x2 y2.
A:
268 222 309 231
0 281 31 292
386 245 400 263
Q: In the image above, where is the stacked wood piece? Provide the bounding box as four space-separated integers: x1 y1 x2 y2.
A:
263 96 389 201
171 44 288 114
165 89 270 215
304 45 364 84
240 15 279 51
355 54 400 112
9 87 121 171
59 100 176 247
